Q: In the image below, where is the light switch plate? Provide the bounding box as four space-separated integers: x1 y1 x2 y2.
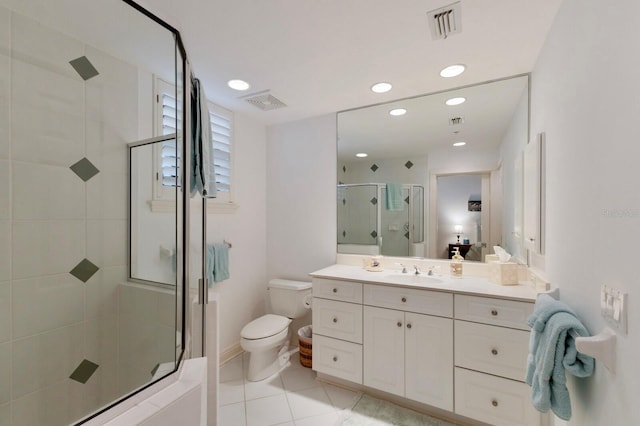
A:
601 285 627 334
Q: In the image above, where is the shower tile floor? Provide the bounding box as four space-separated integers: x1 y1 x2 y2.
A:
218 351 362 426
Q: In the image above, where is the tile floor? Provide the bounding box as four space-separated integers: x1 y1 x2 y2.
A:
218 351 362 426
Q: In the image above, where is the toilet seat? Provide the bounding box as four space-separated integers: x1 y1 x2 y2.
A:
241 314 291 340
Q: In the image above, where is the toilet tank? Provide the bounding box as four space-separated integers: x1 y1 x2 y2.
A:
268 279 312 318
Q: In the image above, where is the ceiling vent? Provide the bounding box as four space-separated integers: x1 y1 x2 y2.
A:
449 116 465 126
240 90 287 111
427 2 462 40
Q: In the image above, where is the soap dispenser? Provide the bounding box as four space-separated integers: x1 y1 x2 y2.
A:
450 247 464 277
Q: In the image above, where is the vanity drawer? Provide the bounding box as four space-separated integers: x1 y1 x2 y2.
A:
313 278 363 303
312 298 363 343
455 321 529 382
455 295 533 330
455 368 541 426
364 284 453 317
312 335 363 384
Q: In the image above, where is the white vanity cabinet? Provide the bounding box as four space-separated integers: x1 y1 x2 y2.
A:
453 295 541 426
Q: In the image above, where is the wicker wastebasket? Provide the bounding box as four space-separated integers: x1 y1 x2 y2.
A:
298 325 312 368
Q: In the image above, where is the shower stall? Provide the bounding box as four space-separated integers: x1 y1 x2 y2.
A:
0 1 205 424
337 183 425 257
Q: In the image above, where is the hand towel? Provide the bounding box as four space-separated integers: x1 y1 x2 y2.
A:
525 294 594 420
206 243 230 285
190 77 217 198
385 183 404 211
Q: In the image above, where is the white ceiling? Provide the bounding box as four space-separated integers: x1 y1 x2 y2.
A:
140 0 562 126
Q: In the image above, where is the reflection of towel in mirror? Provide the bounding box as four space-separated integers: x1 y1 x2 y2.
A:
385 183 403 211
526 294 594 420
206 243 229 285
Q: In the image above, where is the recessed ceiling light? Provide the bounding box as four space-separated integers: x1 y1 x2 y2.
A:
227 79 250 91
356 153 368 158
371 82 392 93
440 64 466 78
453 141 466 147
389 108 407 116
446 97 466 106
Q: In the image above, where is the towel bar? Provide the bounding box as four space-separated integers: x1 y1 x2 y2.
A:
539 289 617 373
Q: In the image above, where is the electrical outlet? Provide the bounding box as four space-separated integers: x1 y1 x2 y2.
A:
601 285 628 334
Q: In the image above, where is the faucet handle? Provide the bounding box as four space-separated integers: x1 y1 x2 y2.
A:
413 265 421 275
426 266 440 276
396 263 408 274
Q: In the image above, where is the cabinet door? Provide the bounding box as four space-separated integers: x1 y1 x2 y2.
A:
405 312 453 411
363 306 404 397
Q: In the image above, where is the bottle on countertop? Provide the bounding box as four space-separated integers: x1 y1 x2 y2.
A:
450 247 464 277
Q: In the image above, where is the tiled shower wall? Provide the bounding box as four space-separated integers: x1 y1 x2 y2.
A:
0 6 159 425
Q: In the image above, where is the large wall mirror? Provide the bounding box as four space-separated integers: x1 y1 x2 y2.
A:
337 75 529 262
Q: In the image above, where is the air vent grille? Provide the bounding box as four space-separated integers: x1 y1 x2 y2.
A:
449 116 465 126
427 2 462 40
241 90 287 111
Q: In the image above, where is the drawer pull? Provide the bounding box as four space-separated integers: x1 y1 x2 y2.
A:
491 348 498 355
332 317 338 323
491 399 499 407
332 288 338 293
491 309 498 316
401 297 407 303
397 321 403 327
406 323 412 329
332 356 338 362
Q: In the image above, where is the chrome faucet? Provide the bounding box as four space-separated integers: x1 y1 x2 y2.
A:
413 265 421 275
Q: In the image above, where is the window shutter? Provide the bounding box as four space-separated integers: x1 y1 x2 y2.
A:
210 108 232 193
161 92 179 187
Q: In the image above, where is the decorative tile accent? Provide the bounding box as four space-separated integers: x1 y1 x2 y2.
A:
338 181 344 185
370 230 378 239
342 198 346 205
69 56 99 80
370 197 377 205
342 230 346 238
404 232 410 239
69 359 99 384
342 165 346 173
70 258 99 283
405 161 414 169
404 196 410 204
151 363 160 377
70 157 99 182
370 164 378 172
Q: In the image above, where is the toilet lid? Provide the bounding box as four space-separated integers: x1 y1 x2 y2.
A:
241 314 291 340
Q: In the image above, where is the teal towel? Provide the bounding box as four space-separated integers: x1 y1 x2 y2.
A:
525 294 594 420
385 183 404 211
206 243 230 285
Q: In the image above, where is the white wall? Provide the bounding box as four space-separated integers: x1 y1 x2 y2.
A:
266 114 337 336
207 113 268 355
530 0 640 423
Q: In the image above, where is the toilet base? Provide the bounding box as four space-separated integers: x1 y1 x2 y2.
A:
246 344 291 382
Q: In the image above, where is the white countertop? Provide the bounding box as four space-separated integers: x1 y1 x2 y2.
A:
309 264 539 302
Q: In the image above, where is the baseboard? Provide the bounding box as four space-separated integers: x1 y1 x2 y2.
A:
220 342 243 365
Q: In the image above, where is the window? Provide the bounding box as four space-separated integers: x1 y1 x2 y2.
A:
153 78 235 207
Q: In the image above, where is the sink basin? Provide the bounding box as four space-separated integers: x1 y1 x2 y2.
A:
383 272 443 286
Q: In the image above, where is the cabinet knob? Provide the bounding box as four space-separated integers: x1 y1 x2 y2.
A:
491 348 498 356
491 399 499 407
332 288 338 293
491 309 498 316
401 297 407 303
406 323 412 329
332 317 338 323
397 321 403 327
332 356 338 362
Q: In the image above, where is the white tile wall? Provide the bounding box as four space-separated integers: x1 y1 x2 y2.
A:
11 380 85 426
10 12 82 79
0 222 9 282
0 342 10 405
87 219 127 268
86 171 127 220
12 162 85 220
0 6 9 56
85 266 124 320
11 323 84 399
11 60 84 167
0 282 10 343
12 275 84 339
12 220 85 279
0 403 9 426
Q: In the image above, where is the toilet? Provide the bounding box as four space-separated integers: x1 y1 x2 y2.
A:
240 279 312 381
